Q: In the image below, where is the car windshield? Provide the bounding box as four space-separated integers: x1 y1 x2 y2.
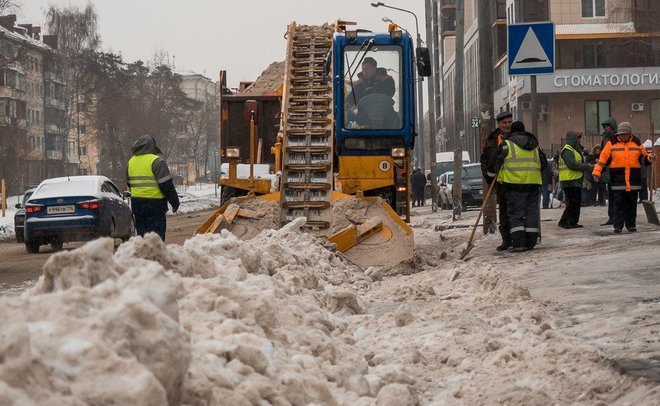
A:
446 166 481 183
32 179 98 199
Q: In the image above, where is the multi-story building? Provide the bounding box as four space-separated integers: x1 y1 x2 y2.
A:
0 14 77 194
170 73 221 183
440 0 660 159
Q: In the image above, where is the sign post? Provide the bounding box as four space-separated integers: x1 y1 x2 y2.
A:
508 22 555 137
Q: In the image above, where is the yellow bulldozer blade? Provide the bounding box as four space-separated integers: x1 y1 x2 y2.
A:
329 193 414 267
196 192 414 268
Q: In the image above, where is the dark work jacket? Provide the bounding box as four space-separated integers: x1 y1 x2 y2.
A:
346 70 395 107
411 171 427 194
489 130 548 191
481 128 508 184
127 135 180 216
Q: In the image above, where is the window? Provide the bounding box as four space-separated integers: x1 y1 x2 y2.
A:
582 43 605 68
651 99 660 135
343 44 403 131
495 0 507 19
79 146 87 156
584 100 610 137
79 124 86 134
582 0 606 18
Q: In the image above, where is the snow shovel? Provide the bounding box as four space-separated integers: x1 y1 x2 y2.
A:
460 176 498 260
641 163 659 225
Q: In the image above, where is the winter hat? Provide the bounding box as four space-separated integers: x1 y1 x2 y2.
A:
511 121 525 133
566 131 580 147
616 122 632 135
496 111 512 121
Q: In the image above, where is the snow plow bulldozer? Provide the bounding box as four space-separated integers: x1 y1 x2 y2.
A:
196 21 431 267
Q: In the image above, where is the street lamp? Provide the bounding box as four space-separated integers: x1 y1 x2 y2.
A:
371 1 426 170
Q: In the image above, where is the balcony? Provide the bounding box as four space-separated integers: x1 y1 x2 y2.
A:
46 150 63 160
45 97 66 110
45 71 65 84
0 116 27 128
46 123 65 135
0 86 27 101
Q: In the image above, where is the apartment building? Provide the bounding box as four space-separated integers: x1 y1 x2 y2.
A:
0 14 77 194
170 73 221 183
440 0 660 158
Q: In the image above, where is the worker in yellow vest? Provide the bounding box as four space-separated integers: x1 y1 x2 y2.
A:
488 121 548 252
557 131 593 229
126 135 180 240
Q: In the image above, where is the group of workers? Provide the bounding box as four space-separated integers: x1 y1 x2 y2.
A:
480 111 656 253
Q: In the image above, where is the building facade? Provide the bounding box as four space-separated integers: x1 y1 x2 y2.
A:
439 0 660 160
169 73 221 184
0 14 77 195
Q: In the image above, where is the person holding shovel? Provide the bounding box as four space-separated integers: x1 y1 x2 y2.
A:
488 121 548 252
592 122 656 233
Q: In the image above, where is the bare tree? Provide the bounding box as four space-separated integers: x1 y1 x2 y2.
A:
45 3 100 172
0 0 20 14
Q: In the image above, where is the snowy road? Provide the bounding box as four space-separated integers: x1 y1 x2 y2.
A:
1 199 658 403
411 202 660 385
0 209 216 294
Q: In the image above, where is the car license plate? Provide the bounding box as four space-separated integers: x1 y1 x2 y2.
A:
47 205 75 214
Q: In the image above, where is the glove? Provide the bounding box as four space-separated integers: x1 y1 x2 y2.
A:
593 175 600 183
172 203 179 213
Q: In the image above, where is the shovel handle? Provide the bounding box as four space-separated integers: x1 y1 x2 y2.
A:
465 176 499 249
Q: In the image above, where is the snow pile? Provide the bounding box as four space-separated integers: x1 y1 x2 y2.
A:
1 218 655 404
0 219 376 405
0 210 17 241
174 183 221 214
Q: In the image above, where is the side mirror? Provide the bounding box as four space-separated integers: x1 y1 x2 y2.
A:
122 191 132 199
15 203 21 209
416 47 432 77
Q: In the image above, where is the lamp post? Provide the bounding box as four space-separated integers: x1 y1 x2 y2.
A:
371 1 426 170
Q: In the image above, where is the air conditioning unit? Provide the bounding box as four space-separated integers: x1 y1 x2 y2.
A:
521 101 531 111
631 102 644 112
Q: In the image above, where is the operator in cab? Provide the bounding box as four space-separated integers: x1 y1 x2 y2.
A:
345 57 397 128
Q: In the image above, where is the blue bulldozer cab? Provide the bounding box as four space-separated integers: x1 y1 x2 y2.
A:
333 30 417 156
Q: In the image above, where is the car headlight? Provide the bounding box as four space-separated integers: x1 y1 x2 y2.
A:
391 147 405 158
226 147 240 158
462 184 470 190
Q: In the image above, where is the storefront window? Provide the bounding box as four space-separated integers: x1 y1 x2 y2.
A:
651 99 660 135
584 100 610 137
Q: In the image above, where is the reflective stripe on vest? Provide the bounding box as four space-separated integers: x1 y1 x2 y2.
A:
558 144 583 182
128 154 165 199
498 140 542 185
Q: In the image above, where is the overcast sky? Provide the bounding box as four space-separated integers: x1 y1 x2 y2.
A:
19 0 428 89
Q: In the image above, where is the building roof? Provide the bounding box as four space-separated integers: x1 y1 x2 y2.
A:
0 24 53 52
555 23 636 37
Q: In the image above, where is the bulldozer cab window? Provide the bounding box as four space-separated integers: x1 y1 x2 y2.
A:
343 45 402 130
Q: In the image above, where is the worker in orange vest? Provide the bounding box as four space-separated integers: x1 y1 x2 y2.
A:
592 122 655 233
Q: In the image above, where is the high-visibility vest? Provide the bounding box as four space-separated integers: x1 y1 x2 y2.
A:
498 140 542 185
127 154 165 199
558 144 583 182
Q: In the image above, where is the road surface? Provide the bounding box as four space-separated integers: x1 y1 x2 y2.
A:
0 210 215 294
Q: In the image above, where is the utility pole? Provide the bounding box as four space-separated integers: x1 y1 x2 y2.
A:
478 0 497 234
415 34 426 170
452 0 465 220
425 0 437 209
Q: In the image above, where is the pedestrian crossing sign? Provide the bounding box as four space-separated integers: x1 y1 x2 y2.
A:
508 22 555 75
